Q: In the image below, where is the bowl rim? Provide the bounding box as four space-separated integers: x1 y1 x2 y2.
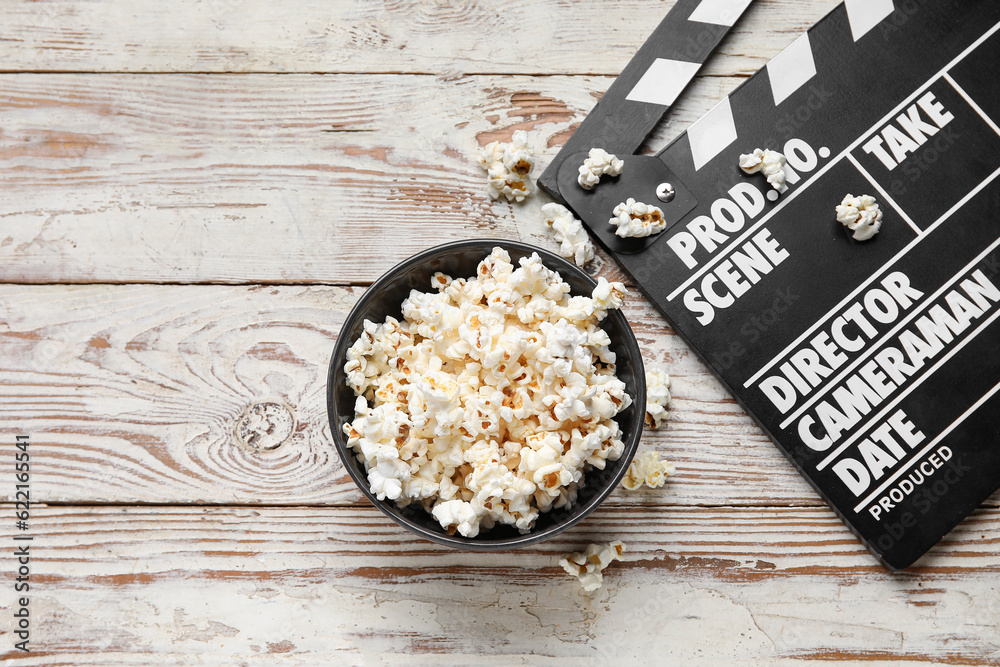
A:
327 238 646 551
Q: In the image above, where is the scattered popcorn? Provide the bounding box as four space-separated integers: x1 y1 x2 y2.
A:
478 130 536 202
541 203 595 268
578 148 625 190
739 148 787 191
609 198 666 238
644 367 671 429
559 540 626 591
344 248 633 538
622 450 675 490
836 193 883 241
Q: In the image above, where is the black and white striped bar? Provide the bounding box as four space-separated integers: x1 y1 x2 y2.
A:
536 0 754 200
681 0 897 174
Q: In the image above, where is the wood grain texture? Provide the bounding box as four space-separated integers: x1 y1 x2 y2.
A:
0 0 837 75
0 282 821 506
0 72 740 284
3 1 997 663
0 505 998 666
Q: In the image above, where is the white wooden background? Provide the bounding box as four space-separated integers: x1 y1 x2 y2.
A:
2 0 999 664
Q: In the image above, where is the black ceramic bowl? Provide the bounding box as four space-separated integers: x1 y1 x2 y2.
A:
327 239 645 550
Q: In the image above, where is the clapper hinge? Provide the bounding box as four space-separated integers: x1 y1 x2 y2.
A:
556 153 698 256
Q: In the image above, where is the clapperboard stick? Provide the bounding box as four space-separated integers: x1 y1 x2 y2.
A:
549 0 1000 569
536 0 754 202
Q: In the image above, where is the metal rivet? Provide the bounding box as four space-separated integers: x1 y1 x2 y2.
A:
656 182 675 203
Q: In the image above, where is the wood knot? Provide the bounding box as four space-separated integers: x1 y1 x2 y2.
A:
234 402 295 451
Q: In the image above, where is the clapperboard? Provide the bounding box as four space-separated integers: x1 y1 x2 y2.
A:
540 0 1000 569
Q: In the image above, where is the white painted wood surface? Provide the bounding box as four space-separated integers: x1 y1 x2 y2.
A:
3 0 999 664
5 506 1000 665
0 0 829 75
0 72 740 283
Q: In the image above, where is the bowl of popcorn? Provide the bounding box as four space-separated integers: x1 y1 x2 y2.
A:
327 239 645 549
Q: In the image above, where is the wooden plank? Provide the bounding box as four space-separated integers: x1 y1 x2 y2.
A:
0 0 837 75
0 505 998 665
0 72 742 284
4 283 998 510
0 282 824 506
